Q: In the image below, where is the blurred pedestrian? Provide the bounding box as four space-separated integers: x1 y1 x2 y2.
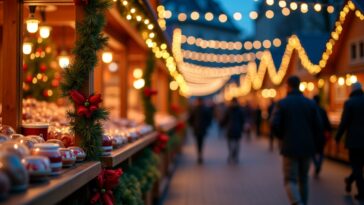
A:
336 82 364 201
243 102 253 141
312 95 332 177
188 97 211 164
221 97 245 164
268 99 276 151
255 106 262 137
272 76 322 205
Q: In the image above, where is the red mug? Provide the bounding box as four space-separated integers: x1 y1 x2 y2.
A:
22 123 49 141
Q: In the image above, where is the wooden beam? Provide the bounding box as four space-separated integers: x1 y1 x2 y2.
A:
23 0 73 5
2 0 23 131
108 8 147 51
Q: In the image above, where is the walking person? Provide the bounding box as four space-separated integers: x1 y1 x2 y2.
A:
272 76 322 205
268 99 276 151
255 106 262 137
221 98 245 164
243 102 253 141
336 82 364 201
188 97 211 164
312 95 332 177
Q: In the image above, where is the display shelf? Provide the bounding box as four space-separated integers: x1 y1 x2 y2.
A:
1 161 101 205
101 131 158 168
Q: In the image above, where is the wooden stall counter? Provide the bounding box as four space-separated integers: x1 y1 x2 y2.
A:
101 131 158 168
1 161 101 205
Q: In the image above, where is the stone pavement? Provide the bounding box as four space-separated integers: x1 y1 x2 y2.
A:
163 128 364 205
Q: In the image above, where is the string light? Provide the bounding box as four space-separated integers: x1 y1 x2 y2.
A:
218 14 228 23
191 11 200 20
233 12 242 20
278 0 287 8
249 11 258 20
290 2 298 10
102 51 113 63
314 3 322 12
205 12 214 21
301 3 309 13
266 10 275 19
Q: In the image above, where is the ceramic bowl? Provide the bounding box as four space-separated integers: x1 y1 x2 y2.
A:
17 137 38 150
0 153 29 192
0 171 10 200
27 135 45 143
22 123 49 141
32 143 62 174
46 139 65 148
0 141 30 158
10 134 24 140
0 134 10 143
101 135 113 156
0 125 16 137
59 148 76 167
21 156 51 182
68 146 86 162
110 135 124 149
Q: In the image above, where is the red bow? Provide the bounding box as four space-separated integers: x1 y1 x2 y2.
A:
69 90 102 118
74 0 89 5
144 87 158 97
91 169 123 205
153 133 169 153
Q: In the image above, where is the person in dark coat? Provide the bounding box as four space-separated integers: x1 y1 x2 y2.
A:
222 98 245 164
272 76 322 205
188 97 211 164
268 99 276 151
336 82 364 201
312 95 332 177
255 106 262 137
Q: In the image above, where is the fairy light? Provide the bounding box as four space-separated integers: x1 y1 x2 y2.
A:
327 5 335 13
191 11 200 20
219 14 228 23
178 13 187 21
266 0 274 6
301 3 309 13
23 42 32 55
205 12 214 21
233 12 242 20
266 10 275 19
314 3 322 12
249 11 258 20
290 2 298 10
282 7 291 16
278 0 286 8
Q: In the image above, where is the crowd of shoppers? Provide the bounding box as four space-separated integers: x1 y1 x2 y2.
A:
187 75 364 204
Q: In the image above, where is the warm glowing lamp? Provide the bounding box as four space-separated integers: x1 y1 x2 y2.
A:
26 6 39 33
58 51 70 69
39 26 51 39
102 51 113 63
23 43 32 55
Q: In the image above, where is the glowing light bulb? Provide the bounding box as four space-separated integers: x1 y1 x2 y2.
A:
133 68 143 79
108 62 118 72
39 26 51 39
314 3 322 12
169 81 179 91
290 2 298 10
102 51 113 63
23 42 32 55
58 52 70 69
133 79 145 89
26 17 40 33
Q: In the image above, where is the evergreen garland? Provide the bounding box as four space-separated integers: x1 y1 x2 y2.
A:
142 52 156 126
61 0 112 160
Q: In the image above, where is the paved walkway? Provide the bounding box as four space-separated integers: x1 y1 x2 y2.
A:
164 126 364 205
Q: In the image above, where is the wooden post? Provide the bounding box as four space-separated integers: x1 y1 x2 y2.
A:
2 0 23 131
119 50 128 118
75 5 94 96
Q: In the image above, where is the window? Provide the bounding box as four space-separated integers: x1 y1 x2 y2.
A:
351 43 357 60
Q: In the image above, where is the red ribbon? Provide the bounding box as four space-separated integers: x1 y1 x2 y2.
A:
69 90 102 118
91 169 123 205
144 87 158 97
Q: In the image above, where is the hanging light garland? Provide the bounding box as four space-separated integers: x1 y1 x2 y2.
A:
117 0 188 96
223 0 364 97
159 0 336 25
